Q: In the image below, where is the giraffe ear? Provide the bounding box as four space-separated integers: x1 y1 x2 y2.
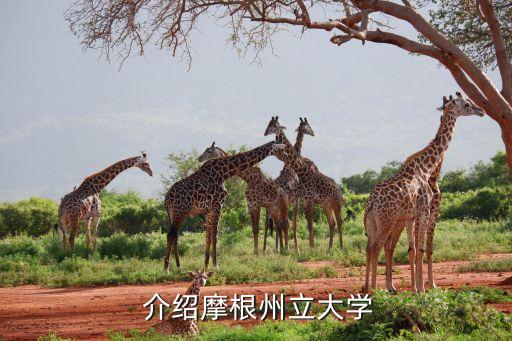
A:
304 117 308 123
437 96 448 111
299 117 303 123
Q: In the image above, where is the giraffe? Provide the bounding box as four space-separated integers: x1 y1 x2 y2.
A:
163 141 286 272
54 189 102 253
151 270 213 336
364 92 484 294
56 153 153 258
198 143 289 254
273 164 300 251
265 117 316 252
265 116 344 250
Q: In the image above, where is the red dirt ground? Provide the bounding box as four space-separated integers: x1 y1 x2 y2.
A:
1 253 511 340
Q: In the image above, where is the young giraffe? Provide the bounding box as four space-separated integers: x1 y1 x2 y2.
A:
364 92 484 294
265 117 344 250
163 141 286 272
56 153 153 257
198 143 289 254
151 270 213 336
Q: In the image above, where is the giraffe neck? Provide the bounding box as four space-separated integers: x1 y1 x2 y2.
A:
184 281 202 295
294 129 305 155
210 141 277 180
405 113 457 176
78 157 140 195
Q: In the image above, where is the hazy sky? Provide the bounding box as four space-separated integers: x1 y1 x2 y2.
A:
0 1 504 202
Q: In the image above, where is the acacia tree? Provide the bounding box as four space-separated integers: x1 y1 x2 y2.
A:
66 0 512 174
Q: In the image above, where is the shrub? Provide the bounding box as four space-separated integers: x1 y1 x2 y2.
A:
441 186 512 221
0 198 57 238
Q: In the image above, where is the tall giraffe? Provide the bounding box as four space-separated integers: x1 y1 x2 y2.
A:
56 153 153 257
151 270 213 335
163 141 286 271
265 117 316 252
198 143 289 254
364 93 484 293
265 117 344 250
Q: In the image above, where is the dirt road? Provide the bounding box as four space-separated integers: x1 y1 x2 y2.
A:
1 254 511 340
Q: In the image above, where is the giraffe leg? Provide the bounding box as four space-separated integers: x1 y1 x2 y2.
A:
427 191 440 289
91 215 100 253
292 200 299 253
405 220 416 293
204 228 212 271
364 248 371 294
384 222 403 293
365 210 391 292
205 208 221 270
283 216 289 251
68 220 78 256
212 222 219 270
60 222 67 257
274 218 279 252
279 199 289 251
304 204 315 248
370 243 382 290
415 212 429 293
263 213 269 254
426 227 436 289
276 215 284 254
323 206 335 250
84 217 92 259
248 205 260 255
364 210 377 294
334 200 343 249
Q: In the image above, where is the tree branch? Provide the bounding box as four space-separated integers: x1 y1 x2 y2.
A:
477 0 512 99
350 0 512 118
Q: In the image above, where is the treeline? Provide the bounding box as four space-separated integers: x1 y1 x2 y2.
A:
341 151 511 221
0 151 510 238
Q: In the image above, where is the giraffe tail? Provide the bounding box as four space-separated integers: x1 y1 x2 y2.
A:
53 223 59 239
267 217 274 236
363 201 373 237
344 208 355 222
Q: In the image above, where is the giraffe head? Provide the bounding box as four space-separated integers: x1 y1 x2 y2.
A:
198 142 229 162
264 116 286 136
134 152 153 177
437 92 484 118
295 117 314 136
187 269 213 287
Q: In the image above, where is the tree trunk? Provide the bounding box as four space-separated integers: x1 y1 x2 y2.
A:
500 116 512 178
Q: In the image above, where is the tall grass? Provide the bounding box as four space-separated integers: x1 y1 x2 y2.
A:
0 218 510 287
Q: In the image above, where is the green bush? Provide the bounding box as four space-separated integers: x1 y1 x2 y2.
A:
98 191 167 236
0 198 57 238
441 186 512 221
